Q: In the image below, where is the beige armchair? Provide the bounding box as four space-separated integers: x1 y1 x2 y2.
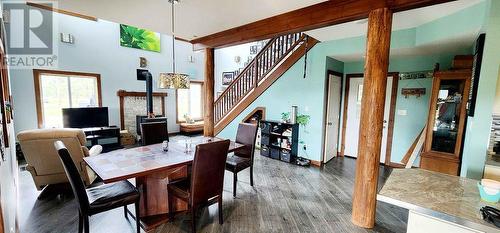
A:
17 128 102 190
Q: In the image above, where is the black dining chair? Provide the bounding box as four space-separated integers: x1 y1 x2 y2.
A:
167 139 230 233
140 121 169 146
54 141 141 233
225 123 259 197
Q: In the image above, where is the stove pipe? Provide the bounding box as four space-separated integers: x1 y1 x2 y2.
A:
140 71 154 118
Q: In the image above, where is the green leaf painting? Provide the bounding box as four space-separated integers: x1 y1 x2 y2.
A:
120 24 161 52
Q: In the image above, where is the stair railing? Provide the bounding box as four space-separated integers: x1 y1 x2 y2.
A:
214 32 305 124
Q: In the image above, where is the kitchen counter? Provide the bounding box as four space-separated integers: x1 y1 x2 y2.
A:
377 169 500 233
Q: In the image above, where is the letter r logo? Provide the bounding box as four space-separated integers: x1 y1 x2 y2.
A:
3 2 53 55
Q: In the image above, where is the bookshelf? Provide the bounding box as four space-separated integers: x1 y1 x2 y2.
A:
260 120 299 163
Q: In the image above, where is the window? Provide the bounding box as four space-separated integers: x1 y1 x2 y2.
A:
34 69 102 128
176 81 204 123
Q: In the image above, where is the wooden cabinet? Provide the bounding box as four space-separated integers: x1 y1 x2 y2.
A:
420 70 471 175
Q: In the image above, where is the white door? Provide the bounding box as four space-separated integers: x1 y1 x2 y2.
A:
344 76 393 163
324 74 342 163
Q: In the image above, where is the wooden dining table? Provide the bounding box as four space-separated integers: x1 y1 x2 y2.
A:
84 136 244 232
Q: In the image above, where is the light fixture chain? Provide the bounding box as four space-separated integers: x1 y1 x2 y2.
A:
171 0 176 73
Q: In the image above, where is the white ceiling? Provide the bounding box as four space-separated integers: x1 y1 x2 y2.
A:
56 0 328 40
331 32 477 62
303 0 483 62
306 0 482 42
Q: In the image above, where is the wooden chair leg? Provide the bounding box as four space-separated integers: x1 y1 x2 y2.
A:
83 215 90 233
250 166 254 186
78 212 83 233
135 201 141 233
233 172 237 197
191 206 197 233
218 196 223 225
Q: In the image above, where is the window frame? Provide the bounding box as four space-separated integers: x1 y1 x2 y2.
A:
33 69 102 128
175 80 204 123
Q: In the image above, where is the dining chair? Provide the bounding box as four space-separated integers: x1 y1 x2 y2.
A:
225 123 258 197
140 121 169 146
167 139 230 233
54 141 141 233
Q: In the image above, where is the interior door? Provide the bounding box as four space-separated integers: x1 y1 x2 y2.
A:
344 76 393 163
324 73 342 163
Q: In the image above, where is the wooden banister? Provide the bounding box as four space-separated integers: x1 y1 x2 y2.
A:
214 32 305 124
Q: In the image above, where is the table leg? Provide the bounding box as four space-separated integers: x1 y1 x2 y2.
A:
135 165 188 231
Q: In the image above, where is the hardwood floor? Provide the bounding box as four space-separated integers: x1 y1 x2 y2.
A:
18 139 407 233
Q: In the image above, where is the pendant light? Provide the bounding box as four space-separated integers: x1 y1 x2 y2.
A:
158 0 190 89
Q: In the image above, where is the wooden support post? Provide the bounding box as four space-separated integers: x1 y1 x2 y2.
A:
204 48 215 136
351 8 392 228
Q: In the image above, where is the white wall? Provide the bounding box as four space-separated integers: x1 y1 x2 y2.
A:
214 42 257 95
10 12 205 135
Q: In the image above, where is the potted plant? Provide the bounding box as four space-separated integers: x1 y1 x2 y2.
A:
281 112 290 123
296 114 310 127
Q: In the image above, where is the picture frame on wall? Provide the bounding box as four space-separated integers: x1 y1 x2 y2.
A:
222 72 234 86
250 45 258 55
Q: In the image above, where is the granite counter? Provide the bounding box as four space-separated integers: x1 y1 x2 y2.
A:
377 169 500 233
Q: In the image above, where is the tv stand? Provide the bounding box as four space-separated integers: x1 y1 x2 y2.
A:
83 126 122 153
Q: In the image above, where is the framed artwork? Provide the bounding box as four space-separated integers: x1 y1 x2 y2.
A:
120 24 161 52
250 45 258 55
222 72 234 86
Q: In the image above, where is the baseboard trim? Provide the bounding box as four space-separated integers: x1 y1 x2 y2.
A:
389 162 405 168
389 162 418 169
310 160 322 167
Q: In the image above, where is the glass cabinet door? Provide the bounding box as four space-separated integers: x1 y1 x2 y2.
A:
430 79 466 154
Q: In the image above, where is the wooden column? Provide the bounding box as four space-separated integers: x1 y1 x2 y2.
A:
204 48 215 136
351 8 392 228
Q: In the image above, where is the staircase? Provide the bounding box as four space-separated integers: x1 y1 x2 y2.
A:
214 32 318 134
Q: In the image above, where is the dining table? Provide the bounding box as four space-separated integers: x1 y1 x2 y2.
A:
84 136 245 232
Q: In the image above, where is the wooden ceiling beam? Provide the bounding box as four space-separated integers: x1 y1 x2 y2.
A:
190 0 454 50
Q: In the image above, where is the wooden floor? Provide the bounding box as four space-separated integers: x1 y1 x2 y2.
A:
19 139 407 233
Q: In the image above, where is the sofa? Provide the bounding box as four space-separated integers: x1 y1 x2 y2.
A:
17 128 102 190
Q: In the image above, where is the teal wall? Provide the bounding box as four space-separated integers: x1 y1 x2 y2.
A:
218 53 325 160
326 57 344 73
461 0 500 179
344 52 469 165
217 1 489 167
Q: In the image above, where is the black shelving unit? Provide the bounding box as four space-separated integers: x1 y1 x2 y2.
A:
260 120 299 163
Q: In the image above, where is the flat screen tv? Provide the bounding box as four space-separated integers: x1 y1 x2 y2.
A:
62 107 109 128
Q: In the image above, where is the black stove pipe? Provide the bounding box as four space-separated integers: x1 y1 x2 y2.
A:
140 71 154 118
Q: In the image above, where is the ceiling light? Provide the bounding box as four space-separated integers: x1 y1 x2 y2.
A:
159 0 190 89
